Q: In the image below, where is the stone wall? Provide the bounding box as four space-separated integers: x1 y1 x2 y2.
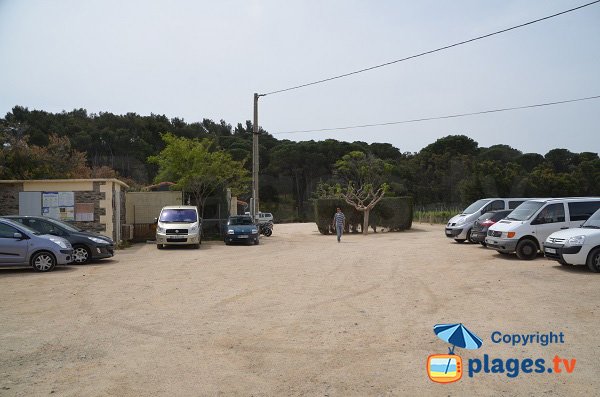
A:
0 183 23 216
72 182 106 233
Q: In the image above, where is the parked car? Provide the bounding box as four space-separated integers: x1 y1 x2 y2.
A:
258 212 274 223
486 198 600 260
155 206 202 249
244 211 274 224
445 198 532 243
470 210 512 246
544 208 600 272
224 215 259 245
0 218 73 272
4 215 114 263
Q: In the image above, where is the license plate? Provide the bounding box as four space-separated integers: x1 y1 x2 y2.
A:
489 240 498 245
238 235 248 238
545 248 556 254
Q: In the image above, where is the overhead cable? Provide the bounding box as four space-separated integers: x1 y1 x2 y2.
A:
261 1 600 96
273 95 600 135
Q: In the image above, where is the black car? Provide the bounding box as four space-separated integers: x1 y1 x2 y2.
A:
4 216 115 263
471 210 512 246
224 215 259 245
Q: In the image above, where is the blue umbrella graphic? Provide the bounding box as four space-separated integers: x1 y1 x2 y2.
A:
433 323 483 374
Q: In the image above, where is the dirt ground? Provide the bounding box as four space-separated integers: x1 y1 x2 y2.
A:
1 223 599 396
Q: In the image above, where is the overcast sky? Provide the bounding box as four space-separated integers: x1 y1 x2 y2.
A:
1 0 599 154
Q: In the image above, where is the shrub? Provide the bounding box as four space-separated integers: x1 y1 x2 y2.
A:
313 197 413 234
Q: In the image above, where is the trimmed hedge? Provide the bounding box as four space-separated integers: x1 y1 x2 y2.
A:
313 197 413 234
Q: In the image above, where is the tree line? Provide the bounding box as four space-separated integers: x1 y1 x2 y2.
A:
1 106 598 220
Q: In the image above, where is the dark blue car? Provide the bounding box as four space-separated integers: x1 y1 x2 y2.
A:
224 215 259 245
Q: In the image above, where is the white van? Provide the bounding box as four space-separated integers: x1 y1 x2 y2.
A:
155 205 202 249
445 198 531 243
485 198 600 260
544 207 600 272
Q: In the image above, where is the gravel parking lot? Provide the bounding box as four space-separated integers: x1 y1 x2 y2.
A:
1 223 598 396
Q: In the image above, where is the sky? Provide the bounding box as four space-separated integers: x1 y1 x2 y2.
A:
0 0 599 155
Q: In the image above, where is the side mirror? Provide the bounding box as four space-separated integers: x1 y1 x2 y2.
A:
13 232 24 240
154 217 158 224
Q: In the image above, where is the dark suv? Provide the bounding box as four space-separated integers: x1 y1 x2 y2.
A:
4 216 115 263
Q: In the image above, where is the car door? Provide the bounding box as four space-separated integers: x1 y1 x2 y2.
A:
532 203 568 248
0 222 29 264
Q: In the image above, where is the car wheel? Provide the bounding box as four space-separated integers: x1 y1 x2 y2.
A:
73 245 91 263
480 242 487 247
586 247 600 273
454 239 465 243
466 229 475 243
157 244 163 250
30 251 57 272
516 239 538 260
225 241 230 246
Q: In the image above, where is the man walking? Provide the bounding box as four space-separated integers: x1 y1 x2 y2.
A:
332 207 346 243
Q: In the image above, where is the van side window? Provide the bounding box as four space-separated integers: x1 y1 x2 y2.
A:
534 204 565 224
508 201 524 209
568 201 600 221
490 200 504 211
484 200 504 212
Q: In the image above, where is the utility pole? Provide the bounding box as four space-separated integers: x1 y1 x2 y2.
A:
252 92 261 221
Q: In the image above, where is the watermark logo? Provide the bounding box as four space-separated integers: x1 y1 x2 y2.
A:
427 324 577 382
427 323 482 384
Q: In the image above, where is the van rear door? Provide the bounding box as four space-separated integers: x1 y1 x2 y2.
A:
532 203 568 248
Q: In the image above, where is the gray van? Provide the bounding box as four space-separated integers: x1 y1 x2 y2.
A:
445 198 534 243
0 218 73 272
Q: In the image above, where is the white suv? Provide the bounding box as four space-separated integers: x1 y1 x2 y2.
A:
544 208 600 272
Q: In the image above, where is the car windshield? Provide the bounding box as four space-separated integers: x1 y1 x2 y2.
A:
462 199 491 214
505 201 545 221
45 217 82 232
582 209 600 229
159 209 198 223
228 217 253 226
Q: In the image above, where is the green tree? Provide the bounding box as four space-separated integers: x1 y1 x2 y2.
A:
148 133 250 217
334 151 391 235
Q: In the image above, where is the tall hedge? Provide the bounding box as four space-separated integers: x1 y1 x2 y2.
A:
313 197 413 234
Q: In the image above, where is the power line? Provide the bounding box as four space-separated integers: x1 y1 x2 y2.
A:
261 1 600 97
273 95 600 135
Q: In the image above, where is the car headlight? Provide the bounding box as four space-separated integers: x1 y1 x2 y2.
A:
49 237 68 249
190 224 199 233
88 236 108 244
156 226 165 233
227 229 235 234
251 228 258 234
567 235 585 246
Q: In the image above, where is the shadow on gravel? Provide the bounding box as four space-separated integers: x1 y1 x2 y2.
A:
491 253 546 261
0 266 78 276
553 264 595 274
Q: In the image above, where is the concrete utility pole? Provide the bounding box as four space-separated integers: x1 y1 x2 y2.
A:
252 93 261 221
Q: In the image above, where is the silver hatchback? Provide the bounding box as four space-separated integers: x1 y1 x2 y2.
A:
0 218 73 272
